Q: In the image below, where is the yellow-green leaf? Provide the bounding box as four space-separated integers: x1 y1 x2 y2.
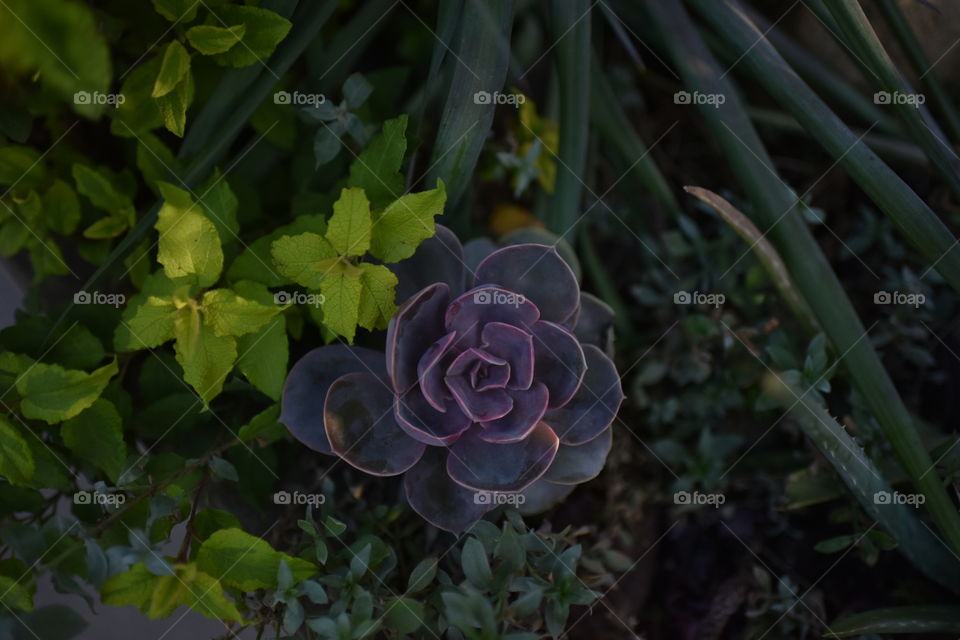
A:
319 262 363 342
174 305 237 406
156 182 223 287
16 360 118 424
152 40 191 98
61 399 125 483
270 232 337 290
325 187 371 256
369 180 446 263
357 262 398 331
0 415 34 486
186 24 246 55
201 288 280 338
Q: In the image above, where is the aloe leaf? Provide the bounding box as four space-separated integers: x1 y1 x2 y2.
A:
425 0 513 209
644 0 960 557
689 0 960 297
684 187 819 333
824 605 960 638
544 0 590 235
763 373 960 595
819 0 960 198
875 0 960 143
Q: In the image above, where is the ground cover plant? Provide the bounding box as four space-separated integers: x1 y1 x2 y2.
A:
0 0 960 638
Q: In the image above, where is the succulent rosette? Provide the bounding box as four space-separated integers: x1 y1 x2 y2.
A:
281 226 624 532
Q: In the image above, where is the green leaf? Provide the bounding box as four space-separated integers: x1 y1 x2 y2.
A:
319 262 363 342
153 40 191 98
0 0 111 113
196 528 315 591
237 313 287 400
156 182 223 287
461 536 493 589
356 263 397 331
83 215 130 240
369 180 446 263
210 5 292 68
115 295 178 351
196 171 239 244
41 180 80 235
384 597 423 635
348 115 407 209
173 306 236 406
0 416 34 486
101 563 156 610
825 605 960 638
270 232 337 289
61 399 125 483
228 214 326 287
155 67 194 137
151 0 197 22
17 359 118 424
0 145 44 189
201 288 280 338
111 56 164 137
186 24 247 55
237 405 284 443
325 187 371 256
72 164 134 219
406 557 437 593
0 575 33 612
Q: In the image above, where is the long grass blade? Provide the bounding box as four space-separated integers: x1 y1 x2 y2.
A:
644 0 960 557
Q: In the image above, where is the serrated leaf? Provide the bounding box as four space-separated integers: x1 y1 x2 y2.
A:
270 232 337 289
155 67 194 136
61 399 124 483
115 295 177 351
41 179 80 235
201 288 279 338
237 405 283 443
156 182 223 287
228 214 326 287
16 359 118 424
210 5 292 68
356 263 397 331
237 314 287 400
152 40 190 98
72 164 134 219
348 115 407 209
196 528 315 591
173 305 236 406
325 187 371 256
186 24 246 55
319 262 363 342
196 171 239 244
369 180 446 263
0 415 34 486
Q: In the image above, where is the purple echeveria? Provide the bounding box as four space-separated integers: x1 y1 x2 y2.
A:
280 226 624 532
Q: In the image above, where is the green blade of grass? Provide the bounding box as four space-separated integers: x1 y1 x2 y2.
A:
819 0 960 198
545 0 591 235
762 372 960 595
689 0 960 295
645 0 960 557
425 0 513 210
875 0 960 143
